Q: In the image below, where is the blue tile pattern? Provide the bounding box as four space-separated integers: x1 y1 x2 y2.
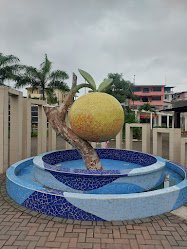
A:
42 149 157 176
32 149 166 193
6 177 35 205
48 171 119 191
6 156 187 221
84 182 145 194
34 165 163 194
172 185 187 210
22 190 105 221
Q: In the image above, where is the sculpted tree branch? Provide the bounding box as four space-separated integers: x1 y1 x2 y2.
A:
43 73 103 170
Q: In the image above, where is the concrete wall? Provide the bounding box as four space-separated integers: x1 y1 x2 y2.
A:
0 86 57 173
0 86 187 174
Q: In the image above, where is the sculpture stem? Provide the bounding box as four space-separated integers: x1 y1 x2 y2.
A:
43 73 103 170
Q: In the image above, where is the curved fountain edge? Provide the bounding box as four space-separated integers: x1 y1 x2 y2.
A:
33 149 165 176
33 149 166 193
6 156 187 221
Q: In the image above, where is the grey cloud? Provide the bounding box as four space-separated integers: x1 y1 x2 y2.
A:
0 0 187 95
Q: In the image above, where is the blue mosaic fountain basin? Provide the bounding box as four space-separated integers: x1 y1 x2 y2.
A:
33 149 166 194
6 156 187 221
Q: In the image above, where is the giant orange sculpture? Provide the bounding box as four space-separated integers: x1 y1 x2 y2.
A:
69 92 124 142
44 69 124 170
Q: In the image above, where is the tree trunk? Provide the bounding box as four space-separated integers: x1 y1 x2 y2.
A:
43 73 103 171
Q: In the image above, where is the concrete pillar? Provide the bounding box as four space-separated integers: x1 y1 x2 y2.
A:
167 115 170 128
150 113 153 129
158 114 162 126
153 129 163 157
116 129 123 149
153 128 181 163
48 124 56 151
154 113 157 127
169 129 181 163
142 124 151 153
91 142 96 148
0 87 9 173
125 124 133 150
101 142 106 149
9 92 23 165
185 115 187 131
37 105 47 154
181 138 187 167
22 98 31 159
172 114 175 128
126 123 150 153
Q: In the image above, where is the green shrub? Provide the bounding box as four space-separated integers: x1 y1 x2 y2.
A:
123 110 141 140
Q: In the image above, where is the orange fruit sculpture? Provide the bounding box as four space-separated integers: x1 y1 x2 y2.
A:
69 70 124 142
69 92 124 142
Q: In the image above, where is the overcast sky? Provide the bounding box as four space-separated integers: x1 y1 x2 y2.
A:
1 0 187 96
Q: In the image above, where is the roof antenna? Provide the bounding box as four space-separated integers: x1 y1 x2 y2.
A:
133 75 136 84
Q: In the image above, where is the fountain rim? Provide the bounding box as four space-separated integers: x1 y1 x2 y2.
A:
33 149 166 177
6 157 187 199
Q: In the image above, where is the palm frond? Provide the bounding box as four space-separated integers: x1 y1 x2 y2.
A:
40 54 52 75
14 75 33 88
48 80 70 92
49 70 69 81
0 53 20 67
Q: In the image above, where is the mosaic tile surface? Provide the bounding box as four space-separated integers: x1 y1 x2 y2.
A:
42 149 158 175
6 153 187 221
48 171 119 191
69 92 124 142
34 166 164 194
36 149 165 193
22 190 104 221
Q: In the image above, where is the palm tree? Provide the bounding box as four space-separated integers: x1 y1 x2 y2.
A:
0 53 21 85
15 54 69 100
138 103 156 123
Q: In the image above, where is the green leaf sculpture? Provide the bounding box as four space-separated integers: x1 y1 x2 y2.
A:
73 83 94 94
78 69 96 91
98 78 113 92
76 69 113 94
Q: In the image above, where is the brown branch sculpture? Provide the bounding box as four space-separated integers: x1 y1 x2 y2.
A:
43 73 103 170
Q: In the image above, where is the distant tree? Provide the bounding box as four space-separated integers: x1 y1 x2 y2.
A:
0 53 21 85
103 73 136 104
138 103 156 123
15 54 70 100
46 88 58 105
123 107 141 140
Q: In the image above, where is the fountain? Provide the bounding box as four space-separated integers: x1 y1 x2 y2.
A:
6 71 187 221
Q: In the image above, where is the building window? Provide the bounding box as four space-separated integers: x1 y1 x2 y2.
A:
143 88 149 93
142 97 149 102
134 87 141 92
39 90 43 94
153 87 161 92
152 96 161 101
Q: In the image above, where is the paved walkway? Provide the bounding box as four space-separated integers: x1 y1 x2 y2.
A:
1 174 187 249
